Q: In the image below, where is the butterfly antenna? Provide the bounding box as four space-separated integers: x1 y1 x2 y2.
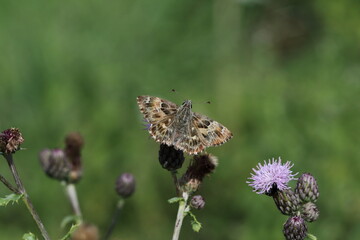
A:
170 89 188 102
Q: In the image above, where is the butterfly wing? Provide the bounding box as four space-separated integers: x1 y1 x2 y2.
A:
191 112 233 148
137 96 178 144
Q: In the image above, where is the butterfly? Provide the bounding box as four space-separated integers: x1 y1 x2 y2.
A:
137 95 233 155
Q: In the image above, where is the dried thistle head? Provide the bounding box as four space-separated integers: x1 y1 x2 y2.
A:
158 144 185 172
180 153 218 193
38 132 84 183
0 128 24 154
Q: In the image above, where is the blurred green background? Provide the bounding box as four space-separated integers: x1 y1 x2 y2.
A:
1 0 359 239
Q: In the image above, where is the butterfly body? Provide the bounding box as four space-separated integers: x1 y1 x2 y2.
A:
137 96 232 155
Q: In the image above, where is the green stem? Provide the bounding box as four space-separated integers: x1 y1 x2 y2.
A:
104 199 125 240
0 174 20 194
63 183 82 220
4 154 51 240
307 233 317 240
172 192 189 240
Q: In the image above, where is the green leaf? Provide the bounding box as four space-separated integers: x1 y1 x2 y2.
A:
307 233 318 240
191 220 202 232
168 197 183 204
188 211 202 232
60 223 80 240
61 215 81 228
22 232 38 240
0 193 23 207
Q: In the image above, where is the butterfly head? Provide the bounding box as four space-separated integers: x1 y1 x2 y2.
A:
181 100 192 109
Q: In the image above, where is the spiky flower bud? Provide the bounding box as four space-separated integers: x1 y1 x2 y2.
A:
190 195 205 210
295 173 319 203
273 189 300 216
0 128 24 154
115 173 136 198
158 144 185 171
39 149 71 181
301 202 319 222
283 216 308 240
71 223 99 240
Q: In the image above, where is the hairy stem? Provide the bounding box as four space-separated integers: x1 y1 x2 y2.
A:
171 171 180 196
172 192 189 240
104 199 125 240
64 183 82 219
0 174 20 194
4 154 51 240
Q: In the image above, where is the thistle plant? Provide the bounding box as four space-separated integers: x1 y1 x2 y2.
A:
39 132 84 221
0 128 50 240
158 144 218 240
247 157 320 240
104 173 136 240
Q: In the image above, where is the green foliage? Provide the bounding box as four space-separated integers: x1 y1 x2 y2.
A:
60 224 80 240
187 211 202 232
60 215 82 229
22 233 38 240
168 197 183 204
0 194 23 207
307 233 318 240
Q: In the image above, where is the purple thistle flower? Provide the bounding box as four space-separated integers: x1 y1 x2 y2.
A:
247 157 297 194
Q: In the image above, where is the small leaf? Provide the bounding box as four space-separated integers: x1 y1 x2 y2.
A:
0 193 23 206
22 232 38 240
188 211 202 232
168 197 183 204
307 233 318 240
61 215 81 228
60 223 80 240
191 220 202 232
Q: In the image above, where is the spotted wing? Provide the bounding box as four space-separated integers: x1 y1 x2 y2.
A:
137 96 178 144
190 112 233 152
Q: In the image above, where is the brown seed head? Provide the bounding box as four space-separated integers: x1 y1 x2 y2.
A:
0 128 24 154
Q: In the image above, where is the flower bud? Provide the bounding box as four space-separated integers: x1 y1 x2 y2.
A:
0 128 24 154
71 223 99 240
295 173 319 203
39 149 71 181
273 189 300 216
158 144 185 171
301 202 319 222
115 173 136 198
190 195 205 210
283 216 308 240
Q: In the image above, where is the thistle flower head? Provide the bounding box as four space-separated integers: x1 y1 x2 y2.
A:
179 153 218 193
158 144 185 172
0 128 24 154
247 157 297 195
